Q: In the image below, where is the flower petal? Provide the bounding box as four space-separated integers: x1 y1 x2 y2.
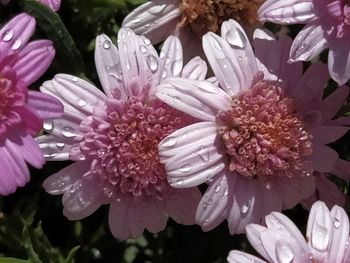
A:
311 144 338 172
328 38 350 85
181 56 207 80
311 126 349 144
27 91 64 120
227 250 267 263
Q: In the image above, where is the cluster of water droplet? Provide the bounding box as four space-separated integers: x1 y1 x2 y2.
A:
75 96 189 200
217 76 313 182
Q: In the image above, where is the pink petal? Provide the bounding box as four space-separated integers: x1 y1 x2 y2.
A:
121 0 180 44
40 0 61 11
227 250 267 263
62 175 102 220
321 85 349 121
311 126 349 144
313 173 345 208
0 13 35 61
260 187 283 219
166 188 201 225
332 159 350 180
157 78 231 121
43 161 90 195
37 134 76 161
0 141 29 195
328 205 350 263
289 22 327 62
328 38 350 85
311 144 338 172
196 173 233 231
306 201 332 261
27 91 64 120
144 199 167 233
109 198 146 239
94 34 126 100
13 40 55 86
258 0 315 24
175 26 204 63
227 177 262 234
181 56 207 80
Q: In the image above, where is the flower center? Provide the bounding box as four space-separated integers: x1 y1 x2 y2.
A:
179 0 262 38
216 76 313 182
0 77 15 120
76 97 188 200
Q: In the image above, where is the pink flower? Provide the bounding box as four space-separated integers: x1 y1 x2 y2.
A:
156 19 350 235
0 13 63 195
228 201 350 263
122 0 263 61
38 29 205 240
1 0 61 11
258 0 350 85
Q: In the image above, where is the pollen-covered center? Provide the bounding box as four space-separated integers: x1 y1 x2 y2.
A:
216 79 313 182
77 97 188 200
179 0 262 38
0 77 15 120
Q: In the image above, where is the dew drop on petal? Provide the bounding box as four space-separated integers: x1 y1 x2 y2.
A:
43 120 54 131
225 27 247 49
241 200 250 214
2 30 13 42
333 217 340 229
61 126 76 138
103 40 111 49
148 4 167 15
77 98 87 107
132 18 141 24
56 141 65 149
176 179 184 186
143 37 151 45
11 39 22 50
71 76 79 82
275 241 294 263
179 164 192 173
214 183 221 193
139 45 147 54
161 135 179 147
146 55 158 72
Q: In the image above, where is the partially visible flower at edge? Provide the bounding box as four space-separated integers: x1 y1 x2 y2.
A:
258 0 350 85
122 0 263 61
0 13 63 195
38 28 206 240
228 201 350 263
156 19 350 235
0 0 61 11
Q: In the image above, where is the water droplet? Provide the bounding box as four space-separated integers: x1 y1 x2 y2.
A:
71 76 79 82
143 38 151 46
146 55 158 72
159 50 165 59
2 30 13 42
103 40 111 49
161 135 178 147
12 39 22 50
77 98 87 107
195 146 210 162
214 184 221 193
238 56 242 61
225 27 247 49
179 164 192 173
175 179 184 186
148 4 166 14
311 220 330 251
241 200 251 214
132 18 141 24
223 188 228 198
275 241 294 263
61 126 76 138
56 141 65 149
171 60 182 76
332 217 340 229
161 70 168 79
139 45 147 54
196 82 219 94
43 121 54 131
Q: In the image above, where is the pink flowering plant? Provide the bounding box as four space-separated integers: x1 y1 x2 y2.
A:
2 1 350 262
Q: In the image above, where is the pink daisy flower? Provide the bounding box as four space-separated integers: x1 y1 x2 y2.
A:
1 0 61 11
38 29 205 240
228 201 350 263
122 0 263 60
258 0 350 85
0 13 63 195
156 19 350 235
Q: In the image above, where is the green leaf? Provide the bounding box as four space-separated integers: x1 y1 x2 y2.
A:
21 0 85 75
22 227 43 263
0 257 30 263
64 246 80 263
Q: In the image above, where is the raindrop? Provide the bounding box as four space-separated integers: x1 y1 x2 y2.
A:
61 126 76 138
214 184 221 193
71 76 79 82
11 39 22 50
43 121 54 131
195 146 210 162
146 55 158 72
132 18 141 24
223 188 228 198
77 98 87 107
238 56 242 61
148 4 167 14
275 241 294 263
139 45 147 54
196 82 219 94
171 60 182 76
176 179 184 186
2 30 13 42
241 200 251 214
143 38 151 45
161 70 168 79
332 217 340 229
165 57 171 65
225 27 247 49
161 135 178 147
56 141 65 149
159 50 165 59
103 40 111 49
179 164 192 173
